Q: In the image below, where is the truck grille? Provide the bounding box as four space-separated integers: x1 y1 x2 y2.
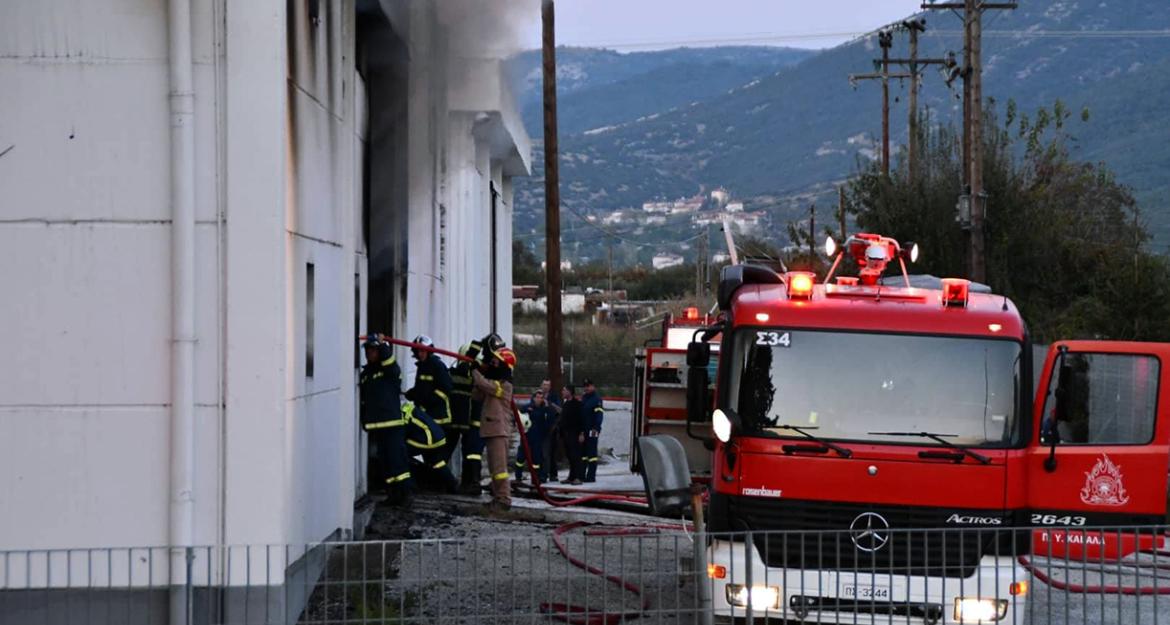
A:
720 496 1009 578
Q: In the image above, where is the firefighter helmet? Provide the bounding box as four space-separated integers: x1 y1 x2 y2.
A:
413 335 434 349
495 347 517 370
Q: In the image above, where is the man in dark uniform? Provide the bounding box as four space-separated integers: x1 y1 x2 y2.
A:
580 378 605 482
359 334 414 504
403 401 459 493
406 335 455 460
448 341 486 495
559 385 585 485
515 389 554 482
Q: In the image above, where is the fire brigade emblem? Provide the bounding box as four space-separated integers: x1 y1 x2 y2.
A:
1079 454 1130 507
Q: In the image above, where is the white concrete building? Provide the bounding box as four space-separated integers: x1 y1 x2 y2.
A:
652 253 686 270
710 187 730 206
0 0 529 619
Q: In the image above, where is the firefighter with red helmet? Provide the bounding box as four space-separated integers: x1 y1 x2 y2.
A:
471 334 516 512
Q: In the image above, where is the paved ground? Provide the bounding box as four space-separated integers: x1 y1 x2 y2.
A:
334 495 700 625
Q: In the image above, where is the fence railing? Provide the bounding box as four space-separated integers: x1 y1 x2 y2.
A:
3 525 1169 624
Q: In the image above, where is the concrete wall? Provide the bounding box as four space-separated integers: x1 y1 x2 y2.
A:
0 0 528 563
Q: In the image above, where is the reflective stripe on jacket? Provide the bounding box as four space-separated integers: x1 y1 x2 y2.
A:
359 356 403 429
407 355 454 424
471 369 513 439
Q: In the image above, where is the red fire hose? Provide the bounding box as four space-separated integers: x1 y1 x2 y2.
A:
365 335 649 508
539 521 694 625
1018 554 1170 596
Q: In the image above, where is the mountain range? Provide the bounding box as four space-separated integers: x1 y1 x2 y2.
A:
507 1 1170 260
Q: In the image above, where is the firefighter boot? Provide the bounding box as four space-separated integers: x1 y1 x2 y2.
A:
459 459 483 496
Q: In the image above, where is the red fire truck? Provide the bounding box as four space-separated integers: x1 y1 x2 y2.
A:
630 306 719 477
685 233 1170 623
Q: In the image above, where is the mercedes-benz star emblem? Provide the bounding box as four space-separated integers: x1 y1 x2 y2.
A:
849 512 891 552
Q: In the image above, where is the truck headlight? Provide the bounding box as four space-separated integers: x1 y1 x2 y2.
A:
726 584 781 610
713 409 732 443
954 597 1008 622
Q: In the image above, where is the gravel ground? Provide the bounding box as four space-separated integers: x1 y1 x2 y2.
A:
302 495 700 625
1023 554 1170 625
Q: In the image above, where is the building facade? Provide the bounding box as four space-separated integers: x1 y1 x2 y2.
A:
0 0 529 613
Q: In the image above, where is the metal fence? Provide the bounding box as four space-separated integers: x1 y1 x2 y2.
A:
4 525 1170 624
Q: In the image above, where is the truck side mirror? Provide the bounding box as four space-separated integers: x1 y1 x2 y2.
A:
686 342 712 441
687 341 711 368
1044 355 1072 473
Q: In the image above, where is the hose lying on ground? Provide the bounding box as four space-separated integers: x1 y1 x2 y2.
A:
540 522 694 625
1019 554 1170 596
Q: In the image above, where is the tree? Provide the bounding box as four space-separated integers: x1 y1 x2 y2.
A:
512 240 542 288
846 101 1170 342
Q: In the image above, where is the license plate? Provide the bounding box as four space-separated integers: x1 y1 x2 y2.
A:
840 584 891 600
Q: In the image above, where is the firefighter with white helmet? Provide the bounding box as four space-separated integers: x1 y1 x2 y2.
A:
406 334 455 464
448 341 487 495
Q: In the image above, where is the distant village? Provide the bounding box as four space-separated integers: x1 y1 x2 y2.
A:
588 187 764 270
513 188 767 324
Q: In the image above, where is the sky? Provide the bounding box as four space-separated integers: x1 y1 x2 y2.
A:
521 0 927 51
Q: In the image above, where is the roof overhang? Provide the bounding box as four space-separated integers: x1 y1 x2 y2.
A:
449 57 532 177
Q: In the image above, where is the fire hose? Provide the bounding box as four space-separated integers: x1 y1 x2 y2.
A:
538 522 695 625
1018 553 1170 596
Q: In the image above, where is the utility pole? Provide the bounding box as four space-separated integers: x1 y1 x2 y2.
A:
541 0 563 391
838 186 847 241
878 19 952 185
808 204 816 259
695 229 707 298
848 30 909 178
968 0 985 283
880 32 891 175
923 0 1015 283
607 236 614 296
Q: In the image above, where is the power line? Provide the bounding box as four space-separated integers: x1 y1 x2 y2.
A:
530 28 1170 52
514 207 706 240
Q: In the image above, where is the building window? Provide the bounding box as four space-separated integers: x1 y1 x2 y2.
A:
306 262 315 378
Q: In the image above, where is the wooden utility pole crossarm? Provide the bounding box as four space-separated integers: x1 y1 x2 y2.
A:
541 0 563 391
923 0 1015 284
848 30 907 177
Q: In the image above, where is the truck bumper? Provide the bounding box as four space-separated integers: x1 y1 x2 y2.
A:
707 538 1027 624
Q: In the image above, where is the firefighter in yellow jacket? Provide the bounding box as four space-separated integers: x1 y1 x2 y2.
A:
471 340 516 512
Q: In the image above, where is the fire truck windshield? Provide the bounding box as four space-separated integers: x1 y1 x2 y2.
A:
726 329 1023 447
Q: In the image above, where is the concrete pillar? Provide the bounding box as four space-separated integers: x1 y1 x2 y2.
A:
404 1 437 375
223 0 289 555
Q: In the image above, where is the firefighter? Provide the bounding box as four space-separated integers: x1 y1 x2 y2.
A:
359 334 414 504
402 401 459 493
580 378 605 482
471 338 516 512
448 341 486 495
406 335 455 456
515 389 553 482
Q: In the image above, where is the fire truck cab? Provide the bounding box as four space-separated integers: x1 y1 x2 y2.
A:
688 234 1170 623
